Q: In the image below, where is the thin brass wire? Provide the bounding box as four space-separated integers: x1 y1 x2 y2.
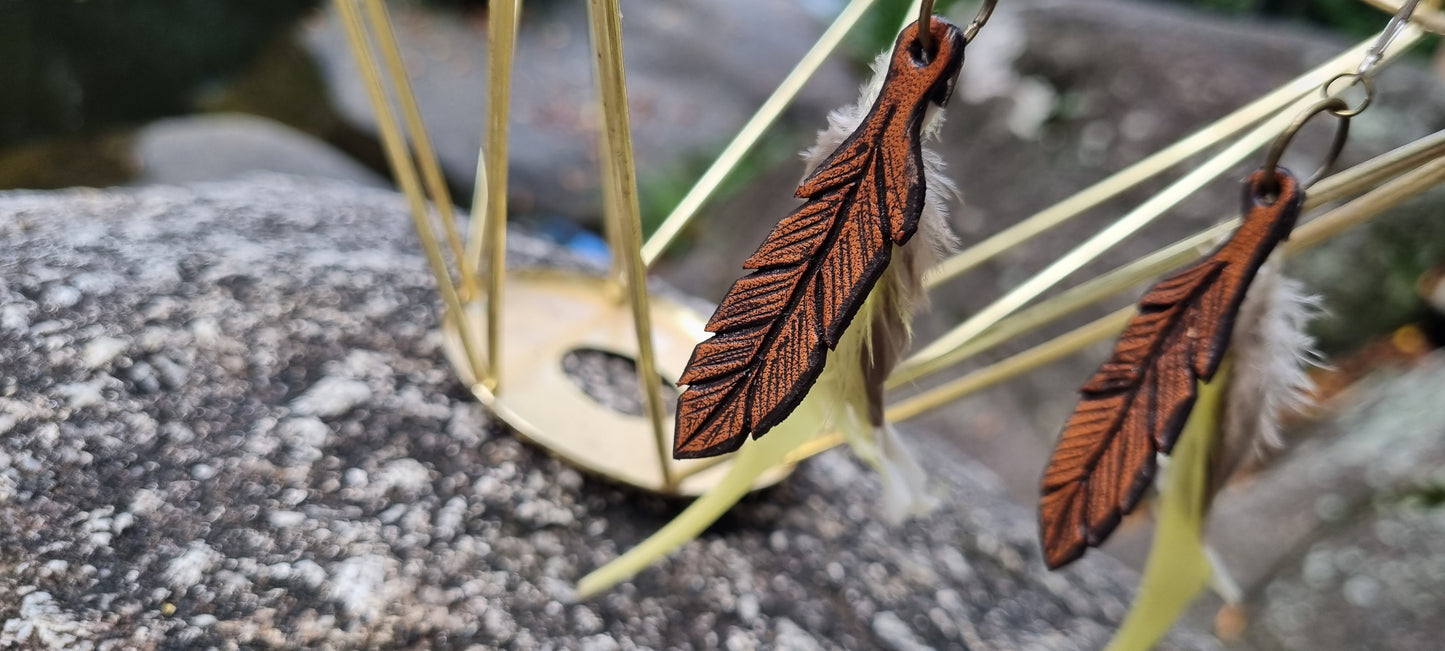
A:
360 0 474 301
917 0 936 51
890 130 1445 390
472 0 521 391
895 97 1310 386
894 25 1423 388
962 0 999 43
639 0 880 269
923 33 1389 290
333 0 487 381
789 153 1445 464
587 0 675 489
1261 97 1352 189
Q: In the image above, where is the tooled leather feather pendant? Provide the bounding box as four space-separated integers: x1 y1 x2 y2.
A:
672 18 966 459
1039 168 1305 569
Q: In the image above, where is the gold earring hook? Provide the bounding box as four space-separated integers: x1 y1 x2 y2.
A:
917 0 998 54
1258 0 1417 194
917 0 937 54
1261 97 1352 193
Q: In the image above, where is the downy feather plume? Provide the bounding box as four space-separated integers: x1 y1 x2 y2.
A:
576 19 966 597
1212 260 1321 493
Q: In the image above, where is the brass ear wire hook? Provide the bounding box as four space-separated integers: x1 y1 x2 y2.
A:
1317 0 1420 119
1258 0 1420 194
1322 72 1376 117
1261 97 1352 194
918 0 998 54
917 0 937 54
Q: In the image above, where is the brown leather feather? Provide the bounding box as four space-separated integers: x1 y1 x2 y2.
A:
672 18 966 459
1038 169 1304 569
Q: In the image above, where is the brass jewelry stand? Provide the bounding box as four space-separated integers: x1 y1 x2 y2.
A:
332 0 1445 493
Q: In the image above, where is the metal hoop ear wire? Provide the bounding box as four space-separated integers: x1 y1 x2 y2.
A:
917 0 937 53
1322 72 1376 117
1261 97 1352 194
917 0 998 54
963 0 999 43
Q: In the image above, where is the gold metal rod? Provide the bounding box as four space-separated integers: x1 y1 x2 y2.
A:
638 0 880 268
890 129 1445 388
334 0 487 381
786 307 1134 464
896 98 1309 385
790 142 1445 464
923 34 1386 290
472 0 521 392
1285 154 1445 252
888 309 1133 422
895 23 1425 388
894 153 1445 425
587 0 675 489
362 0 474 300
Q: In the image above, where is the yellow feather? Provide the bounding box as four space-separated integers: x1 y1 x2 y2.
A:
1104 359 1232 651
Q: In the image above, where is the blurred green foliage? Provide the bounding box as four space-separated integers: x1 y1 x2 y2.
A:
0 0 321 148
1295 189 1445 355
1171 0 1400 38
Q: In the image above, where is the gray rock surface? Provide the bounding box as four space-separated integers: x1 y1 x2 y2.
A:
132 114 388 189
302 0 856 220
1221 356 1445 650
0 177 1217 649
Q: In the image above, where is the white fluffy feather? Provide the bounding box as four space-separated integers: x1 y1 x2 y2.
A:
1212 257 1322 492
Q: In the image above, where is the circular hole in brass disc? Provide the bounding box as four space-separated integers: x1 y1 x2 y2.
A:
440 269 795 496
560 347 679 418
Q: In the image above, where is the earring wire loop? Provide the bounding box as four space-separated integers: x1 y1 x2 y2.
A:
1321 72 1376 117
963 0 998 44
1359 0 1423 75
917 0 936 53
918 0 999 54
1261 97 1351 190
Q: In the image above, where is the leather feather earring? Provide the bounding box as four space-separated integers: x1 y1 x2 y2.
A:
575 10 990 597
1038 167 1306 570
1038 91 1353 570
673 17 966 461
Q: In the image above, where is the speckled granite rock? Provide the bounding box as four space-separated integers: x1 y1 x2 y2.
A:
1210 355 1445 650
0 177 1215 649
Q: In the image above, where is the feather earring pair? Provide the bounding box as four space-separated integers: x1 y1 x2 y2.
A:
577 15 973 597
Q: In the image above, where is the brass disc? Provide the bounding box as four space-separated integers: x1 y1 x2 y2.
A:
440 268 794 496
